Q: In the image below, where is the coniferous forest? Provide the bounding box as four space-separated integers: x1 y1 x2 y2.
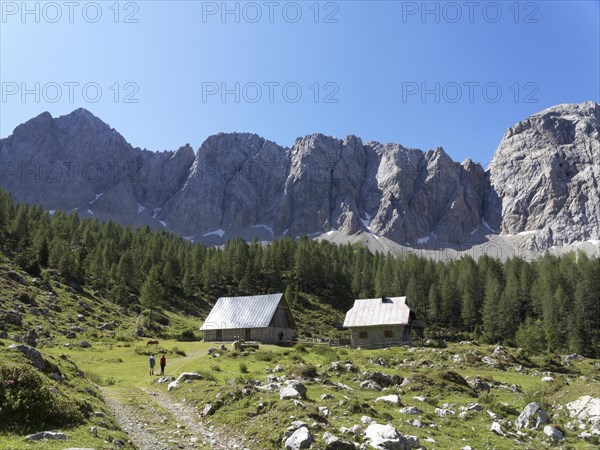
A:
1 188 599 357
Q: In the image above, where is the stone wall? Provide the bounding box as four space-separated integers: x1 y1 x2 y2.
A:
203 326 294 344
349 325 412 349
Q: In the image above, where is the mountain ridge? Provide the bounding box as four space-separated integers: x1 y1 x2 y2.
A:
1 101 598 252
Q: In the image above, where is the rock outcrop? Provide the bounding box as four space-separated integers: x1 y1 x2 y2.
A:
488 101 600 248
1 102 598 250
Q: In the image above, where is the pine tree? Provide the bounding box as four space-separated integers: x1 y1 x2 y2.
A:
139 266 164 328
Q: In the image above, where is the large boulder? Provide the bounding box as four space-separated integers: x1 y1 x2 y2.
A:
284 426 313 450
515 402 550 429
26 431 67 441
322 432 354 450
375 394 401 405
8 344 47 370
543 425 564 441
280 381 307 400
364 423 411 450
565 396 600 423
359 371 403 387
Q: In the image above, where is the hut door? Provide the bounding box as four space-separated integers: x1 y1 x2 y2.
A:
245 328 252 340
216 330 222 341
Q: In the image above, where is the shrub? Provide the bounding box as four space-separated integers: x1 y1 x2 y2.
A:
115 327 137 342
179 329 197 342
239 362 249 373
294 344 307 353
310 345 338 361
171 347 186 356
255 351 277 362
210 364 222 372
290 364 318 379
0 364 83 430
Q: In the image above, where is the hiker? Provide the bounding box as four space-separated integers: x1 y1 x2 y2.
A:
149 354 155 376
160 354 166 376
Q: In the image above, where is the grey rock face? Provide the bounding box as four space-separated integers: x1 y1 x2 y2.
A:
488 101 600 247
1 103 598 250
8 344 46 370
515 402 549 429
26 431 67 441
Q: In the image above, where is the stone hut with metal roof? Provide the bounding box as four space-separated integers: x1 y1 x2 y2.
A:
343 296 422 348
200 293 296 345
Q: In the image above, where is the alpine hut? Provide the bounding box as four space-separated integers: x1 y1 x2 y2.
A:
343 296 422 348
200 293 295 345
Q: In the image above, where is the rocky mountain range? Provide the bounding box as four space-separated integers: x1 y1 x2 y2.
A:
0 101 598 253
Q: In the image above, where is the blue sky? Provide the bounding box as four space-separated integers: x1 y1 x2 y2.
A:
1 0 599 165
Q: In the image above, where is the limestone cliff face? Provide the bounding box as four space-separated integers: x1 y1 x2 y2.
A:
1 102 598 249
487 101 600 247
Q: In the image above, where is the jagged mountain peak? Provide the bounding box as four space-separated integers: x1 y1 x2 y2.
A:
1 103 598 251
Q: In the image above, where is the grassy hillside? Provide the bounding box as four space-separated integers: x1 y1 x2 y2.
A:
1 254 598 449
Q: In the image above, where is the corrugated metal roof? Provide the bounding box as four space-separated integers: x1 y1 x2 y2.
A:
200 293 284 331
343 296 412 328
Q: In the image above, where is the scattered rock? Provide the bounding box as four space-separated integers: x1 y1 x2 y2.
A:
408 419 424 428
515 402 550 429
321 393 334 400
490 421 505 436
98 321 116 331
3 310 22 326
482 356 503 368
202 404 214 416
375 394 401 405
26 431 67 441
360 380 382 391
8 344 47 370
280 381 307 400
339 425 363 437
322 431 354 450
435 408 455 417
543 425 564 440
361 416 374 425
364 423 411 450
469 377 491 393
404 435 420 448
359 371 403 387
155 376 174 384
175 372 204 382
78 340 91 348
541 376 555 383
23 329 38 347
284 426 312 450
400 407 422 415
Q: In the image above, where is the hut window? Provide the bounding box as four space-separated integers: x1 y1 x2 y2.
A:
359 331 368 339
384 330 393 338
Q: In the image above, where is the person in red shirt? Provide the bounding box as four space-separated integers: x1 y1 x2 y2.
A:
159 354 166 376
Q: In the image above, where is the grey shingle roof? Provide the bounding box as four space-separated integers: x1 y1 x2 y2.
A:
343 296 412 328
200 293 284 331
